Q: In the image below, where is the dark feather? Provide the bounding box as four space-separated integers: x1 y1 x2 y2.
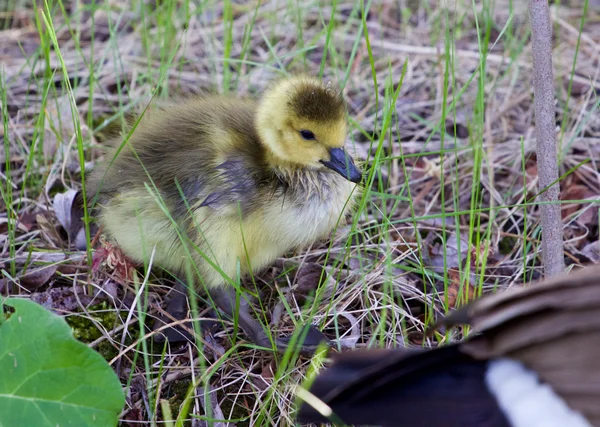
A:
85 98 271 222
199 160 262 213
297 345 510 427
298 264 600 427
439 265 600 425
287 80 346 122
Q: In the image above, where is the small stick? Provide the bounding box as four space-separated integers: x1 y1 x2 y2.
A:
528 0 565 277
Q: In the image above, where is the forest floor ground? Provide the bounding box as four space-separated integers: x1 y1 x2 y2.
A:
2 1 600 425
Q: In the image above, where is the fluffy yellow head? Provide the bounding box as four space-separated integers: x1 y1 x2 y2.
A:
256 76 361 183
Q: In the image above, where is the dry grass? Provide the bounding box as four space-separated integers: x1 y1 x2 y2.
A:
1 0 600 426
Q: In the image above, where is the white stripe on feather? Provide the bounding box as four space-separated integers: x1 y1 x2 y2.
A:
485 358 591 427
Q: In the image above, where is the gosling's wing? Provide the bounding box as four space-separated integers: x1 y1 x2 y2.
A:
192 157 266 216
86 97 267 219
297 345 510 427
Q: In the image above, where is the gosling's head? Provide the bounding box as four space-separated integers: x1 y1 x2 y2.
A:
256 76 361 183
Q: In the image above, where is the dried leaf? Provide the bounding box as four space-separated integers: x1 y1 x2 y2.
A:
30 285 96 312
53 189 78 230
340 251 379 274
122 408 143 423
53 189 83 244
203 333 226 358
99 280 119 300
18 265 59 290
17 212 37 232
561 184 598 226
407 330 425 345
0 217 33 234
250 360 276 392
295 263 328 296
335 312 361 349
404 157 434 181
271 300 284 327
36 214 63 245
261 359 276 382
196 385 227 427
580 241 600 264
422 231 469 273
563 74 599 97
525 162 538 180
13 252 70 265
444 269 477 309
75 226 88 251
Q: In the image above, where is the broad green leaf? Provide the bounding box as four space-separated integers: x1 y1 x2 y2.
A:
0 298 125 426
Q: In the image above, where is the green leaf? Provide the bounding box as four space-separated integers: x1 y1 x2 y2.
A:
0 298 125 426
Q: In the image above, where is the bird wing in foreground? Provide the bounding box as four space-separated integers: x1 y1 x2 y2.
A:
296 264 600 427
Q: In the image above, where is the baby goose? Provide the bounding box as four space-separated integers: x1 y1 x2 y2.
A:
86 76 361 352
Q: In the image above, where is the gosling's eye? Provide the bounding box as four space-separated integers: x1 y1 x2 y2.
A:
299 130 316 141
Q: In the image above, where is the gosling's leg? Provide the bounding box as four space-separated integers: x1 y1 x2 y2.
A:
152 281 219 343
208 287 329 355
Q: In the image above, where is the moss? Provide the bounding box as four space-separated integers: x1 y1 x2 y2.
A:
160 380 251 426
66 301 136 361
218 396 251 427
499 236 517 255
163 378 192 424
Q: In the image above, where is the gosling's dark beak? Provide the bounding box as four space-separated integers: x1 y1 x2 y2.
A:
321 147 362 183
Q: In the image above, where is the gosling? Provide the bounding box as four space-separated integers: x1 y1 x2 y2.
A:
86 76 361 352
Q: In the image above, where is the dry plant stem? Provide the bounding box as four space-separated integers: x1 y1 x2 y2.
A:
528 0 565 277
